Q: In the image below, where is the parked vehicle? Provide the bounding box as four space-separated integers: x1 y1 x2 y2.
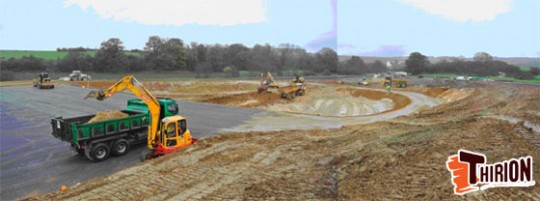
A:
69 70 91 81
51 98 179 162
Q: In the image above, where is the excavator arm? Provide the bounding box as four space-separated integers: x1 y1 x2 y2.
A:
84 75 161 149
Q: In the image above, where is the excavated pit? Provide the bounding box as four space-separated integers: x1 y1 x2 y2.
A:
203 86 412 117
72 81 412 117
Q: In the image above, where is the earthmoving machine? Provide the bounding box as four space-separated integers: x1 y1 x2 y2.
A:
279 74 306 99
33 72 55 89
257 72 279 93
59 75 197 161
382 76 408 88
69 70 91 81
84 75 196 161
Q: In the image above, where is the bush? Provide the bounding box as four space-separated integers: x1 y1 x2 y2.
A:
223 66 233 73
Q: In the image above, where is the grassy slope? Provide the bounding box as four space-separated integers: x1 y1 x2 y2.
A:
0 50 140 60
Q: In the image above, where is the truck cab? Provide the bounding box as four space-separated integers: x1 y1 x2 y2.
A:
126 98 179 117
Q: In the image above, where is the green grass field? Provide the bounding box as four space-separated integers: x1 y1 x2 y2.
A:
0 50 141 60
419 73 540 83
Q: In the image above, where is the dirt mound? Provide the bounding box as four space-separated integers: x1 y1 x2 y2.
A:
267 87 396 116
202 86 411 117
170 82 258 94
204 92 289 107
436 88 474 103
343 88 412 114
88 110 128 123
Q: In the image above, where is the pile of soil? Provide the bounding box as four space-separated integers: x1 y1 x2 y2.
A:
436 88 474 102
267 87 396 116
204 92 288 107
342 88 411 114
170 82 258 94
88 110 128 123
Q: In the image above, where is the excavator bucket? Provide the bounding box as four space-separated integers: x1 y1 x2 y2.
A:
84 90 99 100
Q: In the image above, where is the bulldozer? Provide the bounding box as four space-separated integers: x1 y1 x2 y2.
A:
278 74 306 99
257 72 279 93
33 72 55 89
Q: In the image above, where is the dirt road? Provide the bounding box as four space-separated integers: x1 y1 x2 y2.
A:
0 85 262 200
38 83 540 200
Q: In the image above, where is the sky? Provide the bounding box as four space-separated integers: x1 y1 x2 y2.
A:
0 0 538 57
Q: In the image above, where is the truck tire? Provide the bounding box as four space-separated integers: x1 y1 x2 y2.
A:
86 143 110 162
111 139 129 156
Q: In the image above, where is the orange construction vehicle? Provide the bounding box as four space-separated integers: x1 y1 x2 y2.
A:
85 75 196 161
257 72 280 93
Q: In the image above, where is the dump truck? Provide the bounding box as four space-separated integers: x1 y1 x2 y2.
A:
279 75 306 99
382 77 408 88
51 98 179 162
279 84 305 99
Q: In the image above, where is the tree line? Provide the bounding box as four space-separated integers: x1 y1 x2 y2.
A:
405 52 538 80
1 37 343 77
1 37 536 81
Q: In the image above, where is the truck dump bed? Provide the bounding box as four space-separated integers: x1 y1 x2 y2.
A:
51 110 147 144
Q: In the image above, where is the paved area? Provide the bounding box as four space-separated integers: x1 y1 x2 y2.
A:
0 85 262 200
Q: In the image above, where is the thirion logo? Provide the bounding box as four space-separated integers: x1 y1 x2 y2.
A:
446 149 535 195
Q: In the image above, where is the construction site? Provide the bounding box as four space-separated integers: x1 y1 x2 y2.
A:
0 74 538 201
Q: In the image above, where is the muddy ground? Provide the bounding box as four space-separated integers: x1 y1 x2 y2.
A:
25 81 540 200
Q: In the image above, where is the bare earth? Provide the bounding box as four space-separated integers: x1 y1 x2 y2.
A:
16 80 537 200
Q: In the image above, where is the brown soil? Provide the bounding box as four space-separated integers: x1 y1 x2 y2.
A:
37 83 540 200
204 91 290 107
341 87 411 114
88 110 128 123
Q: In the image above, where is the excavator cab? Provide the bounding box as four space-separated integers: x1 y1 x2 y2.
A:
150 115 195 158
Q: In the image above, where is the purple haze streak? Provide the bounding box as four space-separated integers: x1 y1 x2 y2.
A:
338 43 356 49
304 0 337 52
359 45 407 57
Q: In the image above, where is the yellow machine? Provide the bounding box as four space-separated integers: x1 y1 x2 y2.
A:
33 72 55 89
382 77 408 88
85 75 196 161
257 72 280 93
279 75 306 99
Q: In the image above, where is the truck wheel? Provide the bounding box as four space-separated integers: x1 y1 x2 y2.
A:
87 143 110 162
111 139 129 156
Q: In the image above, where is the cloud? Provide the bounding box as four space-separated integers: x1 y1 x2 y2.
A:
358 45 407 57
64 0 268 26
398 0 514 22
304 0 337 52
